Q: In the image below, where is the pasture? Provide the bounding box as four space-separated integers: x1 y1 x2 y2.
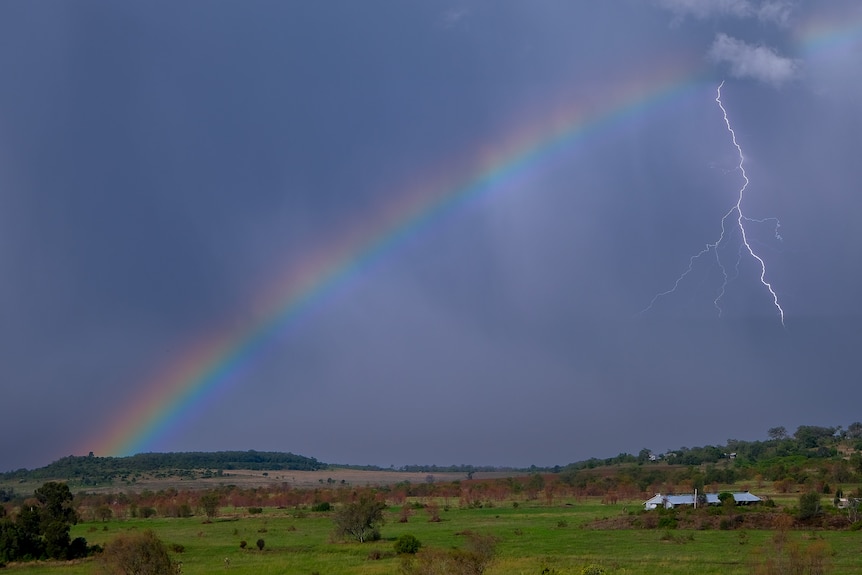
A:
5 496 861 574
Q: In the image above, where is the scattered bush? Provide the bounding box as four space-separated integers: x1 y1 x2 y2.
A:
402 530 497 575
394 534 422 555
256 538 265 551
97 530 177 575
426 502 441 522
247 507 263 514
170 543 185 553
239 540 247 549
399 504 412 523
311 502 331 512
658 515 678 530
332 496 386 543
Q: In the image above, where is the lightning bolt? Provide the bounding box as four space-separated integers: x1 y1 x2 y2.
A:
641 81 785 326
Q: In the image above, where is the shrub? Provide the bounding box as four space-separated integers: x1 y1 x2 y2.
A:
256 538 265 551
68 537 89 559
799 492 821 521
641 513 658 529
582 565 606 575
394 534 422 555
460 530 498 564
399 504 412 523
332 496 386 543
169 543 185 553
426 502 441 522
311 502 331 512
239 540 247 549
247 507 263 514
97 530 176 575
658 515 677 529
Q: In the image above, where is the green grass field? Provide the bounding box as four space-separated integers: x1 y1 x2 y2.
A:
5 499 861 574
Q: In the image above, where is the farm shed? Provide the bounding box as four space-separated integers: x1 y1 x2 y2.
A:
643 491 761 510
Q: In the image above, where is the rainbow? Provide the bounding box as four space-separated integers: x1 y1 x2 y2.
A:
86 63 709 457
796 8 862 56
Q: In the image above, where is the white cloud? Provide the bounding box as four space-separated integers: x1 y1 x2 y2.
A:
441 7 469 30
708 33 800 86
657 0 795 24
658 0 752 20
756 1 794 25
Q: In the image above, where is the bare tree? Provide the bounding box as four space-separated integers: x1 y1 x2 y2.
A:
332 496 386 543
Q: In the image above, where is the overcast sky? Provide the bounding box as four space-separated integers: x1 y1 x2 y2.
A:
2 1 861 472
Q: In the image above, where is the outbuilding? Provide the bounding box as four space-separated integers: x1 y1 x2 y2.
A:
643 491 761 510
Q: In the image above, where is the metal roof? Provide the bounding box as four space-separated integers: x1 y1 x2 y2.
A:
665 495 695 505
732 492 761 503
643 492 761 507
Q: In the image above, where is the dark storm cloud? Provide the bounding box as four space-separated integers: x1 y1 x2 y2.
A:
1 1 860 471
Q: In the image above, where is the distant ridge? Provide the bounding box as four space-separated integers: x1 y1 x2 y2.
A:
1 450 323 485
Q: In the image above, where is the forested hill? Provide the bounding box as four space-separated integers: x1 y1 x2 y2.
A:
0 451 323 485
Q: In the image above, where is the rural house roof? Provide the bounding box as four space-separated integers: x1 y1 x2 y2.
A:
644 491 761 509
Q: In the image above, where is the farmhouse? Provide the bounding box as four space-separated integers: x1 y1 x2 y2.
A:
644 491 761 510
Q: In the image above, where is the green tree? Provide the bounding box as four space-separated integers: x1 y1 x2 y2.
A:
794 426 837 449
333 496 386 542
34 482 78 559
799 492 821 521
767 426 788 441
637 448 652 463
200 492 220 519
0 521 36 562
